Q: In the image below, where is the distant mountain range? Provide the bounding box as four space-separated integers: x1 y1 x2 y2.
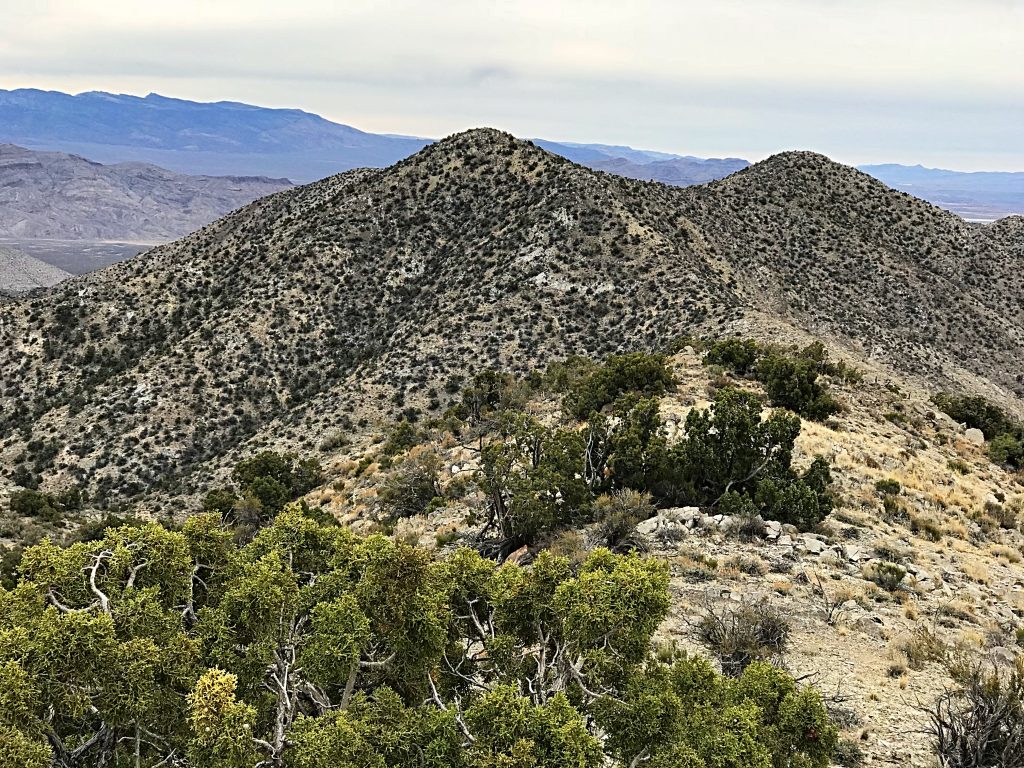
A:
0 88 1020 231
0 88 430 181
859 164 1024 222
0 143 292 241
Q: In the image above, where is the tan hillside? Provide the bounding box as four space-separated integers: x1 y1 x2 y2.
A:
298 348 1024 768
0 129 1021 505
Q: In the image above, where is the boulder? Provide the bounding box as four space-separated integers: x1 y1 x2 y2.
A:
843 545 866 563
802 535 827 555
965 428 986 445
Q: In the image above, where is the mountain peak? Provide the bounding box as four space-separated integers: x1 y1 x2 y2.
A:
427 127 530 155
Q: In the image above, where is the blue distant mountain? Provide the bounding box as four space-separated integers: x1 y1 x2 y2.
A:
0 88 431 181
859 164 1024 222
0 88 1020 219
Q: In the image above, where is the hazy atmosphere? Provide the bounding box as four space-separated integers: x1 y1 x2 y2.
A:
1 0 1021 169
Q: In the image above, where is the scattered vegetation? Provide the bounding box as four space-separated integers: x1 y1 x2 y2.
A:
698 599 791 676
477 370 834 554
929 660 1024 768
703 339 851 420
203 450 323 533
934 392 1024 470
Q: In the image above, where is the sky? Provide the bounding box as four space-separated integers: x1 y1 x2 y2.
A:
0 0 1021 170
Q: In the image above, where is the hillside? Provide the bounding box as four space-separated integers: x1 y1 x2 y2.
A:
4 89 1020 223
0 244 70 293
303 346 1024 768
0 130 1021 505
0 143 292 241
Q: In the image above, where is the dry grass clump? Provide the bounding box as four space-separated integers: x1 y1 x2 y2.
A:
896 625 948 670
722 553 770 577
698 598 791 676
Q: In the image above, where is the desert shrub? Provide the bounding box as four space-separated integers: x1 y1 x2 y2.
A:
0 546 23 590
984 500 1018 530
204 451 325 532
935 393 1024 471
673 387 797 502
989 432 1024 468
875 478 902 496
592 489 654 551
704 337 762 376
756 348 841 421
5 519 839 767
900 625 948 669
933 393 1013 440
873 541 908 563
202 487 238 518
948 459 971 475
672 389 833 530
381 419 421 457
479 413 591 550
446 370 525 425
675 550 719 582
8 487 82 527
699 599 791 676
72 513 148 543
8 489 63 525
605 397 672 496
565 352 675 419
477 379 833 552
542 355 597 393
863 561 906 592
833 738 867 767
378 451 443 521
910 513 943 542
929 660 1024 768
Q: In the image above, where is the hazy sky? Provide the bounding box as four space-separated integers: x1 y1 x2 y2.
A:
0 0 1021 170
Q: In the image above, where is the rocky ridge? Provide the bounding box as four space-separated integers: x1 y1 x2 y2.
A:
0 129 1021 504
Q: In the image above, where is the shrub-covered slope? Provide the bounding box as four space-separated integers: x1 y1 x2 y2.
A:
0 129 1021 503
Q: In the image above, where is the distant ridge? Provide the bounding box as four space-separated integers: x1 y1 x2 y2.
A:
0 143 292 241
0 88 431 181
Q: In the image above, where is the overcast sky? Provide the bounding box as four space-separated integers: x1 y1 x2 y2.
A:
0 0 1021 170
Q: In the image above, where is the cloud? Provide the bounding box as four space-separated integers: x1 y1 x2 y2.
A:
0 0 1020 169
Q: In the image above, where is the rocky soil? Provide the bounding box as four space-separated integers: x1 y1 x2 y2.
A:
299 349 1024 767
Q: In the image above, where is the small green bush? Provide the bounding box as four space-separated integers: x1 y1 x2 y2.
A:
864 561 906 591
875 479 902 496
565 352 675 419
704 338 761 376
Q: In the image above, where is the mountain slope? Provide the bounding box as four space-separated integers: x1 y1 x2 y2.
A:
0 130 1020 503
0 89 430 182
0 143 292 240
0 244 70 293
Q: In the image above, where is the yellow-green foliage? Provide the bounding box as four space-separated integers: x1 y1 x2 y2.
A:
0 508 837 768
